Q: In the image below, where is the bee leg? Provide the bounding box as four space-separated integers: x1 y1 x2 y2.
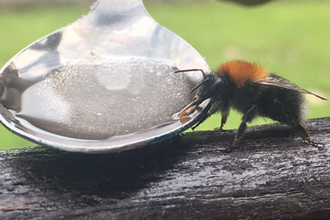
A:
214 102 230 132
231 105 258 149
214 112 229 132
291 121 324 147
232 122 247 147
275 100 324 147
293 124 321 146
219 109 229 131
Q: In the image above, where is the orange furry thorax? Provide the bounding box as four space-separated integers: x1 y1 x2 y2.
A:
217 60 269 88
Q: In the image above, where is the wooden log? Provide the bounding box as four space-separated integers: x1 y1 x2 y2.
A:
0 118 330 220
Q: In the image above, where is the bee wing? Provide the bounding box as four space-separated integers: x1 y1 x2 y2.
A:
253 75 327 101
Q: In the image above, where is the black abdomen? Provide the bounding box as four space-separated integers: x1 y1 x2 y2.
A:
257 75 305 125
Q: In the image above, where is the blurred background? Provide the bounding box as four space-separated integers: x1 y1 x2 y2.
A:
0 0 329 150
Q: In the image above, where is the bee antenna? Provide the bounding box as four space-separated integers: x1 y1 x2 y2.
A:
190 78 210 94
174 69 207 79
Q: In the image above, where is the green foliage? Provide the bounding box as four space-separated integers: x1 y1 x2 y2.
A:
0 1 329 149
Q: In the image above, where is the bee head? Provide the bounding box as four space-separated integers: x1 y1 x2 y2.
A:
194 75 222 103
178 74 223 117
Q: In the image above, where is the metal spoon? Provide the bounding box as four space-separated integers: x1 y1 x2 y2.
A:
0 0 210 153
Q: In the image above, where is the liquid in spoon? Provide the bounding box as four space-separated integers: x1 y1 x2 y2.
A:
15 58 191 140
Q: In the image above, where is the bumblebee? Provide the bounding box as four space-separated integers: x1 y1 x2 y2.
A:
177 60 327 149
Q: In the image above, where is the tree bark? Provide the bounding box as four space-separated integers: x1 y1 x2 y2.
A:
0 118 330 220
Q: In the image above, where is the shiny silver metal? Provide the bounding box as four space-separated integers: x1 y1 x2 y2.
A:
0 0 210 153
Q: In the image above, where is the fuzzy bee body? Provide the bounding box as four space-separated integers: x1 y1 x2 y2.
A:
226 74 305 125
177 60 326 149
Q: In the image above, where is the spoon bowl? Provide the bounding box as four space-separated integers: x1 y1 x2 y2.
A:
0 0 210 153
